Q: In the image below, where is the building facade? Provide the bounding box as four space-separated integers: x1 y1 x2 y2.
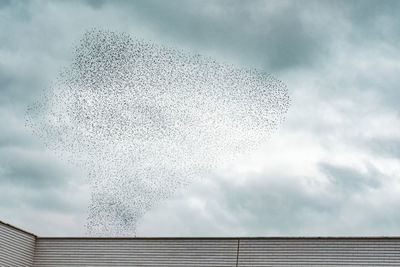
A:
1 220 400 266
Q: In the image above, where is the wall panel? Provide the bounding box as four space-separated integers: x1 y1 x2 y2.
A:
0 221 36 267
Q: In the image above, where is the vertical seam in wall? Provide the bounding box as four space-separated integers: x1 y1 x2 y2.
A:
236 238 240 267
31 236 37 267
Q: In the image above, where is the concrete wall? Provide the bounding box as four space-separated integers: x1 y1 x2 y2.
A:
0 221 36 267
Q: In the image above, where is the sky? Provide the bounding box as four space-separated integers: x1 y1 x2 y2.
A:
1 0 400 236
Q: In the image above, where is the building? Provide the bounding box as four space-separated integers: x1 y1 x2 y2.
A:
1 220 400 266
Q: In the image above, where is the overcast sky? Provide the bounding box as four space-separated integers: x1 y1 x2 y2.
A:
1 0 400 236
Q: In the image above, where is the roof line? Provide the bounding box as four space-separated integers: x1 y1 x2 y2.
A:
2 220 400 239
37 236 400 240
0 220 38 238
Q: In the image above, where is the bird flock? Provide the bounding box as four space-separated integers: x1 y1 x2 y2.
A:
27 30 290 236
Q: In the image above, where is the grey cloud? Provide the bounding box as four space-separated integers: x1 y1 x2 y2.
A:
364 137 400 159
100 0 400 113
0 185 76 212
82 0 106 9
141 172 339 236
140 166 400 236
343 0 400 43
0 148 70 188
319 162 382 192
219 175 336 234
0 0 11 9
0 145 86 214
0 119 33 147
323 1 400 110
105 0 324 71
1 0 400 236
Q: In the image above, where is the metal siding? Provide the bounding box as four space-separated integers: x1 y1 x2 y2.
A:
33 238 238 266
2 219 400 266
238 238 400 266
0 222 36 267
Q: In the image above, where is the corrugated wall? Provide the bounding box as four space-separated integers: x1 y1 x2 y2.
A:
1 220 400 267
0 221 36 267
238 237 400 266
32 237 400 266
33 238 239 266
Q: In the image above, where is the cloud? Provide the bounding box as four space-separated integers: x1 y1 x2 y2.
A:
0 144 90 235
366 137 400 159
139 131 400 236
101 0 325 71
319 162 381 191
342 0 400 43
1 0 400 236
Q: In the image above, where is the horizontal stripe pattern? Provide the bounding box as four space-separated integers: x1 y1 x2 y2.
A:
2 221 400 266
238 238 400 266
33 238 238 266
0 222 36 267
